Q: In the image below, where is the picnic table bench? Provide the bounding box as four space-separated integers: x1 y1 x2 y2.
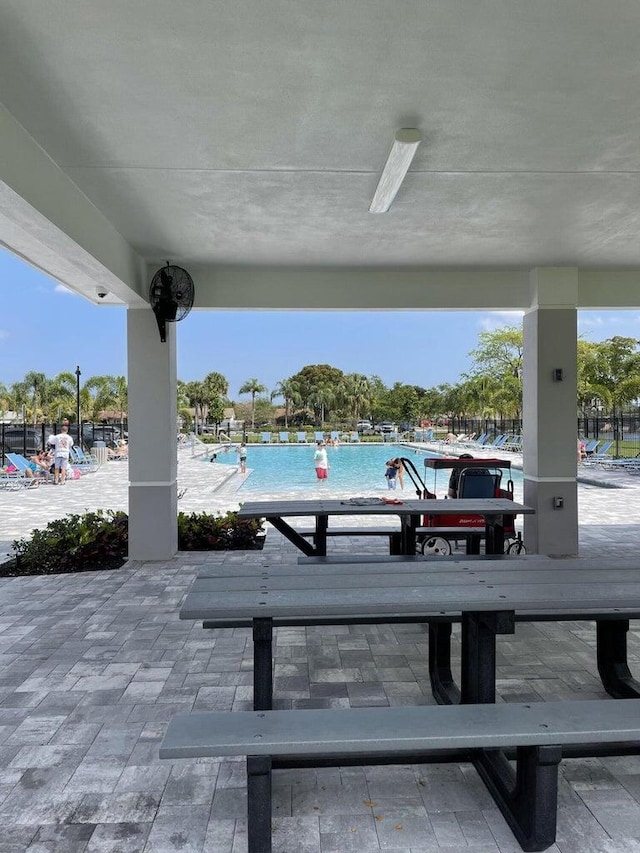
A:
295 524 491 554
160 698 640 852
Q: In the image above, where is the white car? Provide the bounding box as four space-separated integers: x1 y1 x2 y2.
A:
356 421 372 430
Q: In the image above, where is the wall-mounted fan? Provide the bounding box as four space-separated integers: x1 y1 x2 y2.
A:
149 262 195 342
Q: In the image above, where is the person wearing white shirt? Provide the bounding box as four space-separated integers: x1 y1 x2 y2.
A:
51 421 74 485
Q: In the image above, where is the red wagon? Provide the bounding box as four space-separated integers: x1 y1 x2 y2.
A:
399 455 525 556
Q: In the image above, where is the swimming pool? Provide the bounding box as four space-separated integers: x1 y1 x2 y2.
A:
222 444 524 499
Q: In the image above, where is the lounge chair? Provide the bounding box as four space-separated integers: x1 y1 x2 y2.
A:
314 432 324 443
296 432 308 443
0 470 22 490
503 435 523 452
582 440 614 463
583 439 600 455
350 431 360 442
278 431 290 443
71 446 101 471
464 432 487 447
3 454 41 488
261 432 273 444
330 431 340 442
485 434 508 449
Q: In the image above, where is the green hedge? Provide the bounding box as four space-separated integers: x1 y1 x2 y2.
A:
2 510 264 577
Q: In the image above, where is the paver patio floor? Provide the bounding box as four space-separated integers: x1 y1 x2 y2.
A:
0 446 639 851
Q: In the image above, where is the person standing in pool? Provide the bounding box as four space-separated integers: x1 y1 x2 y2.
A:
314 440 329 480
237 442 247 474
384 457 404 490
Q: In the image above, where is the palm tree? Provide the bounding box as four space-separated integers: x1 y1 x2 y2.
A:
47 372 77 422
239 378 267 428
271 379 301 428
340 373 372 425
17 371 49 424
84 375 128 435
308 383 335 427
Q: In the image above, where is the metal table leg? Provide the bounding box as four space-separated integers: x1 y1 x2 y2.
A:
253 617 274 710
597 619 640 699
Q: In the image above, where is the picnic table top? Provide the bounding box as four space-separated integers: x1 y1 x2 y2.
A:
180 556 640 621
236 497 534 518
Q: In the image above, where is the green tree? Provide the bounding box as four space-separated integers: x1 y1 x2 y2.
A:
84 375 128 434
339 373 373 425
467 326 524 418
271 378 301 428
14 371 49 424
286 365 344 425
239 378 267 428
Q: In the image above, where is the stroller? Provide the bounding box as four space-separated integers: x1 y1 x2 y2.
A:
399 455 526 556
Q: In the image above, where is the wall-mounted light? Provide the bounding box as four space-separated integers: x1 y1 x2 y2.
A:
553 368 564 382
369 128 422 214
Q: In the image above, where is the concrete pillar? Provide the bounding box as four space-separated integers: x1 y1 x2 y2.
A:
127 307 178 560
522 269 578 555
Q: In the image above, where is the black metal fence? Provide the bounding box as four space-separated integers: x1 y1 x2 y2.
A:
1 421 128 463
449 413 640 458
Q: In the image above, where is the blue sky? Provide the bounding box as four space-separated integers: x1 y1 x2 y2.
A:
2 248 639 400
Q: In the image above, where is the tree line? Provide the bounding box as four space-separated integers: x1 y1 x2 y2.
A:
176 330 640 430
4 330 640 430
0 372 127 429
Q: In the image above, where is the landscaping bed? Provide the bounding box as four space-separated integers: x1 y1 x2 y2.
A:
1 509 264 577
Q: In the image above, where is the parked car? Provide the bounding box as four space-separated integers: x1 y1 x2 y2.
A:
375 422 398 434
356 421 372 430
0 427 43 457
69 424 123 449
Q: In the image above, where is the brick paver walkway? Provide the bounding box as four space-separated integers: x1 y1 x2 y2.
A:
0 444 638 851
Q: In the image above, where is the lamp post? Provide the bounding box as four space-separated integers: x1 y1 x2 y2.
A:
75 366 81 444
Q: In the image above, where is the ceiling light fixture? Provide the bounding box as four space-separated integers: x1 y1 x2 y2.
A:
369 128 421 213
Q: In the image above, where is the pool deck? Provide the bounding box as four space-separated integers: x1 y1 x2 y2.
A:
0 444 639 851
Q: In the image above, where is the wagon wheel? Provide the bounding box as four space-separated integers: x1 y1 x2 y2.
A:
421 536 452 556
505 537 526 555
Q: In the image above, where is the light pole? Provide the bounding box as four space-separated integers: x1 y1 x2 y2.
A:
75 366 81 444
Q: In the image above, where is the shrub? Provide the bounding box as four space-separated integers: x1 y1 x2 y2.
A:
178 510 263 551
6 510 128 576
2 509 264 577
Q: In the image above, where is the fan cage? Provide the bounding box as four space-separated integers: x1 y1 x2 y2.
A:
149 265 195 321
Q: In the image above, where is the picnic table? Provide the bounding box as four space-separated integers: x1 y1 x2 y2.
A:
171 556 640 852
182 555 640 710
236 496 535 556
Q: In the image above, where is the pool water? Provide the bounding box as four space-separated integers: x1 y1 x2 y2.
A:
213 444 524 499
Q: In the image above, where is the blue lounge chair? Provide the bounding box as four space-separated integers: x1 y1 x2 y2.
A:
503 435 523 452
330 431 340 442
296 432 308 443
70 446 100 471
583 439 614 463
583 439 600 455
261 432 272 444
278 431 290 443
350 431 360 442
314 432 324 443
4 453 41 488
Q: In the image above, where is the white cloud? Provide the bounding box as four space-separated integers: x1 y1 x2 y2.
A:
478 311 524 332
54 283 76 295
578 315 605 330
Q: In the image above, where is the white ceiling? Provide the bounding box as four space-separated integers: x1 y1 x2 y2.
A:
2 1 640 305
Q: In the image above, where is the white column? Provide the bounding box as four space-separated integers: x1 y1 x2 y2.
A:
522 269 578 555
127 307 178 560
